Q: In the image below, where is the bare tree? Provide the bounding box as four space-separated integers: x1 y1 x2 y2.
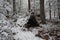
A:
49 0 51 20
40 0 46 24
28 0 31 11
13 0 16 14
54 9 55 18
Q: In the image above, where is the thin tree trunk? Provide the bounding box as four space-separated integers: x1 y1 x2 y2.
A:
40 0 46 24
28 0 31 12
20 0 21 12
54 10 55 18
58 8 60 19
13 0 16 14
49 0 51 20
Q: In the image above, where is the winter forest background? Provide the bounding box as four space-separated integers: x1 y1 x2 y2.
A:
0 0 60 40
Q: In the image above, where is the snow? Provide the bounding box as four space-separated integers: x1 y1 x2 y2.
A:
1 25 45 40
16 14 30 27
11 27 44 40
6 6 12 11
0 12 44 40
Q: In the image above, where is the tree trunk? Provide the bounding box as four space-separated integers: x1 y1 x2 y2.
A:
49 0 51 20
28 0 31 12
54 10 55 18
20 0 21 12
13 0 16 14
40 0 46 24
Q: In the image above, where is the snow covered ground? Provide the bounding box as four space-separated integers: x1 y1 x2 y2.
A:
0 13 44 40
0 24 44 40
11 27 44 40
0 11 57 40
0 6 58 40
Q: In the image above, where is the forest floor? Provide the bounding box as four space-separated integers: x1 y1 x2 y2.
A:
0 13 60 40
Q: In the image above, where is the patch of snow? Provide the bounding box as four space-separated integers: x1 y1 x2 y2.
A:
13 29 44 40
16 15 30 26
